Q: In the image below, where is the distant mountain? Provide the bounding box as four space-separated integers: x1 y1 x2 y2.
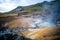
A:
7 0 60 16
22 1 50 12
8 6 27 13
7 1 49 13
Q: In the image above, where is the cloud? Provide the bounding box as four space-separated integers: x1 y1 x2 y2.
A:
0 0 19 13
0 3 17 13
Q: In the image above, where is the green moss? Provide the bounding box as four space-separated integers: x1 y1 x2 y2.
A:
0 14 18 17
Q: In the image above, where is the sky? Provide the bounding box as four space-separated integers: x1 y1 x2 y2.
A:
0 0 52 13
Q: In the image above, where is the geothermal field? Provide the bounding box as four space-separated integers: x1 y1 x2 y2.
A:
0 0 60 40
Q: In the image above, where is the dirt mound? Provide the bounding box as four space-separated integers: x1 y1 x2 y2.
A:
21 25 60 40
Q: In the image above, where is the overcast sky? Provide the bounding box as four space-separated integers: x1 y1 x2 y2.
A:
0 0 52 13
